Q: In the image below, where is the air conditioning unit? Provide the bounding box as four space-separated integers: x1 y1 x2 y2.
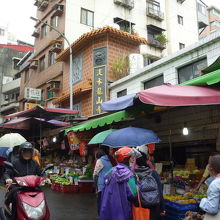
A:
52 4 64 16
38 0 48 11
48 81 60 91
30 60 38 69
114 0 134 10
4 94 9 101
50 43 62 53
32 29 40 38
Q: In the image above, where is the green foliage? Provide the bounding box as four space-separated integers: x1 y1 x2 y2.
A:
155 34 168 45
111 56 130 80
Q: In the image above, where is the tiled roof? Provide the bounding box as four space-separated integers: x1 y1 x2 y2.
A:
0 44 34 53
56 26 147 61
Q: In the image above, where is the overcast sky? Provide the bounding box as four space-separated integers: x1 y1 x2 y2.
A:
0 0 219 45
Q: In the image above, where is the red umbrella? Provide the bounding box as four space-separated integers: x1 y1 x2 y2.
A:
4 106 78 119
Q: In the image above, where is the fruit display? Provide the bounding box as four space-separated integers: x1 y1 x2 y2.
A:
164 194 196 205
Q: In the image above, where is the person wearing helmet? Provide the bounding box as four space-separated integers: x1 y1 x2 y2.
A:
4 142 43 219
99 147 140 220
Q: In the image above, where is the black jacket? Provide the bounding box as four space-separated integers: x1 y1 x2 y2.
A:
134 167 165 220
4 157 42 180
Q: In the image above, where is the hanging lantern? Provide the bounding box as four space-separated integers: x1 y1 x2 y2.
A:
79 142 87 157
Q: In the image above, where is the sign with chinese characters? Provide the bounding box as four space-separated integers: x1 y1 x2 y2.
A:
24 88 41 100
24 103 40 110
93 66 106 115
67 130 80 151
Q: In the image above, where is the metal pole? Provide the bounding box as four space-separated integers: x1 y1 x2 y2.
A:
30 17 73 110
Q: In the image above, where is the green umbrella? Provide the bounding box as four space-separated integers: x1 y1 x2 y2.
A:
88 129 117 145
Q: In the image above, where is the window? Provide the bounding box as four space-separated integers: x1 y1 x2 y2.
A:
41 23 48 38
117 89 127 98
47 91 55 100
177 15 183 25
179 43 185 50
148 0 160 11
0 28 5 36
41 89 45 105
144 57 158 66
49 52 56 66
72 102 82 116
144 75 164 89
24 69 30 83
72 53 83 84
51 16 59 28
81 8 94 27
198 3 206 15
114 17 135 34
39 56 45 72
178 58 207 84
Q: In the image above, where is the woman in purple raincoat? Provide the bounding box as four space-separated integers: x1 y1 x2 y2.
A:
99 147 138 220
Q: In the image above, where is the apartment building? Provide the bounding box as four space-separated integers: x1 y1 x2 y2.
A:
19 0 202 114
200 5 220 37
0 45 33 122
108 31 220 99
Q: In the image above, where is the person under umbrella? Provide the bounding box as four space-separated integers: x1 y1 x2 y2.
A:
99 147 141 220
93 146 117 215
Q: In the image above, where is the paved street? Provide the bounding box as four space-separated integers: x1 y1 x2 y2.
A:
0 186 97 220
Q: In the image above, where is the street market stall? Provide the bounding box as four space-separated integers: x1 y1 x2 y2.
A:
100 84 220 219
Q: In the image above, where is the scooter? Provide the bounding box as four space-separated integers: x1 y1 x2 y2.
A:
0 162 54 220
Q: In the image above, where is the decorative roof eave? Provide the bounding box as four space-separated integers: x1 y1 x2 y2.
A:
52 85 92 105
56 26 148 62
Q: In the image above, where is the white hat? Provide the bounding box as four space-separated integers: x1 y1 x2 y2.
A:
136 145 148 156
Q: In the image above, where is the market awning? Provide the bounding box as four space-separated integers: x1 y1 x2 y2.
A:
4 106 78 119
65 110 132 134
202 56 220 74
101 93 137 111
0 117 70 130
181 69 220 86
101 84 220 111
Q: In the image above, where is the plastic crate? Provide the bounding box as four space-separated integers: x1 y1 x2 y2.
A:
71 185 79 193
164 200 198 211
78 182 94 193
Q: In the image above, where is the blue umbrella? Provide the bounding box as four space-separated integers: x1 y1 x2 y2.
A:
102 127 160 148
0 147 10 158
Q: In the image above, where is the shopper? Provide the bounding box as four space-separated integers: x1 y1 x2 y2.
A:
200 155 220 219
93 146 116 215
99 147 138 220
134 145 165 220
193 153 220 192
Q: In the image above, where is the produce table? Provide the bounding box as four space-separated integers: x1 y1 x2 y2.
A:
163 200 199 220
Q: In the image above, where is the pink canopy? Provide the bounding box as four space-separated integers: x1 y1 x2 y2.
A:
138 84 220 106
101 84 220 111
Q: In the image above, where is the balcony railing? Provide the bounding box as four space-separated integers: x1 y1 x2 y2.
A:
114 0 134 10
146 7 164 21
38 0 49 11
147 36 166 50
